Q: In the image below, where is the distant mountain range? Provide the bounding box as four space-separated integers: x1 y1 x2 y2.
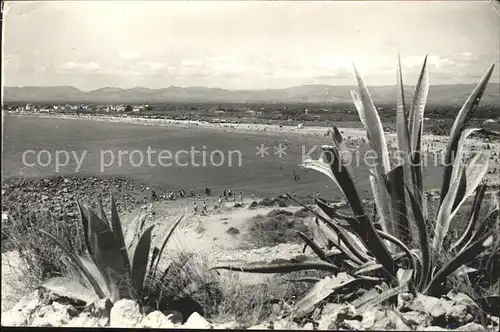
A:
3 83 500 105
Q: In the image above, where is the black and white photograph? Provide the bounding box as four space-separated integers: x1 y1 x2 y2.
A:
1 0 499 329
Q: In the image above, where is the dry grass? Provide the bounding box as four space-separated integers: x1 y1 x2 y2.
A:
243 208 313 248
207 269 327 327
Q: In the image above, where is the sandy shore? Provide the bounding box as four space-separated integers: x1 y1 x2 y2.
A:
7 112 498 153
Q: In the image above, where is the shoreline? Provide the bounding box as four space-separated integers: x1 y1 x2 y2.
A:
2 111 404 140
5 111 493 146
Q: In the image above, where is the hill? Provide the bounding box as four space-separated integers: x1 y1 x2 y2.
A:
3 83 500 105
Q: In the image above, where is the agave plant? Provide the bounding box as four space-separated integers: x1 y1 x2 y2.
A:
37 194 193 310
211 55 499 315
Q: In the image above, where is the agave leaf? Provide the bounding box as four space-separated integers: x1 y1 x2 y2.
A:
451 265 477 278
387 165 410 244
357 283 409 311
210 260 340 274
369 173 393 245
292 273 363 318
432 129 483 251
97 198 109 227
439 64 496 204
86 206 128 300
434 150 489 251
76 201 93 256
40 277 99 304
110 193 131 273
150 215 185 282
125 211 147 251
38 229 106 299
350 83 393 236
451 185 487 252
462 195 499 250
131 225 155 291
405 183 431 291
425 235 495 296
408 55 429 204
80 257 109 297
395 53 415 201
450 152 490 218
353 252 407 275
313 214 365 265
301 158 341 191
397 268 413 285
376 230 420 284
283 277 321 283
296 231 330 262
315 146 395 276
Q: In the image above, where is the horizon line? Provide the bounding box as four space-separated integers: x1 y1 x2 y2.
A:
5 81 500 92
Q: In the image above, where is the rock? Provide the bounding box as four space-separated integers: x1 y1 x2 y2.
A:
398 292 415 311
456 322 486 331
31 304 71 327
93 298 113 318
408 294 453 320
422 326 452 331
162 310 183 325
213 321 240 329
138 311 177 328
1 310 28 326
446 304 474 325
247 323 272 330
109 299 142 328
183 312 211 329
226 227 240 235
338 319 363 330
401 310 432 328
64 313 100 327
302 322 315 330
273 319 300 330
318 304 358 330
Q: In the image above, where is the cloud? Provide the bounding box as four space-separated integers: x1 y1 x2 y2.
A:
58 61 102 73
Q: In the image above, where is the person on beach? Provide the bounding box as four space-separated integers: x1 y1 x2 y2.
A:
251 193 255 201
151 190 157 201
239 191 243 202
218 195 223 206
227 189 232 200
203 201 208 213
193 202 198 213
205 186 211 196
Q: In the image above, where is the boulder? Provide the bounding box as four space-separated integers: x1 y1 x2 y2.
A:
138 310 178 328
422 326 452 331
446 304 474 325
401 310 432 328
302 322 315 330
1 311 28 326
273 319 300 330
109 299 142 328
318 303 359 330
183 312 212 329
30 304 71 327
247 323 272 330
64 313 100 327
456 322 486 331
213 321 240 329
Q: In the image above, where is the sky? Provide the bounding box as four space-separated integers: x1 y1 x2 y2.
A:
3 0 500 90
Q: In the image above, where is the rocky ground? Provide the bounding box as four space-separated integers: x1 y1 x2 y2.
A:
1 284 498 330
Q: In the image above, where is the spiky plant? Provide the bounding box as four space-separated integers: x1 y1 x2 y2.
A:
211 56 499 315
37 194 199 311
